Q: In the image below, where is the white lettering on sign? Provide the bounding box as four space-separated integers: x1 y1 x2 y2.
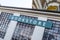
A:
38 21 42 26
43 22 46 26
14 16 18 21
33 20 37 24
18 17 21 21
22 18 25 22
30 19 33 23
11 16 14 20
26 19 29 23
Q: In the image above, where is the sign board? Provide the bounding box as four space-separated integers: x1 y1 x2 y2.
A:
8 15 52 28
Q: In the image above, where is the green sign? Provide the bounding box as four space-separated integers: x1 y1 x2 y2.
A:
8 15 53 28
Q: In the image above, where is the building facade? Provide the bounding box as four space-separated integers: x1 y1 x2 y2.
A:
0 6 60 40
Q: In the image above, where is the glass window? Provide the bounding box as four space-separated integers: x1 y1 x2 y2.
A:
11 15 37 40
0 12 13 39
42 19 60 40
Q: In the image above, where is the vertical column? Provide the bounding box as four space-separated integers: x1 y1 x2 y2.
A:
33 0 40 9
4 13 20 40
37 0 42 9
31 17 47 40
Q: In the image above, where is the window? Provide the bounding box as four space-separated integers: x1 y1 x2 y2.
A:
0 12 13 39
42 19 60 40
11 15 37 40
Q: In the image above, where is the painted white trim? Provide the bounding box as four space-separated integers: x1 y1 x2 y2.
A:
48 2 59 6
37 0 42 9
34 0 39 9
4 13 20 40
31 17 47 40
